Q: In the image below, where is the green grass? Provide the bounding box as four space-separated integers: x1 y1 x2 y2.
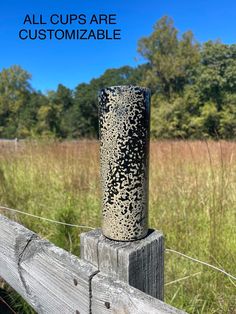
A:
0 140 235 313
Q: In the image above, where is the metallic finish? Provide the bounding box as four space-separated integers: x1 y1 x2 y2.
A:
99 85 150 241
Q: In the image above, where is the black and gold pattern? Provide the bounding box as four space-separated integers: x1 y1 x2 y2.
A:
99 86 150 241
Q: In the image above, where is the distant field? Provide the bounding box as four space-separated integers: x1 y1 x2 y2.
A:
0 140 235 313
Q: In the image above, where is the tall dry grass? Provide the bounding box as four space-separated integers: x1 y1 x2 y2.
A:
0 140 235 313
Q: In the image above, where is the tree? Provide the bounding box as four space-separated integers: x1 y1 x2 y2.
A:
17 92 43 137
72 66 144 138
190 42 236 138
48 84 74 138
1 17 235 140
0 65 32 137
138 17 236 139
138 16 200 98
196 42 236 107
219 94 236 138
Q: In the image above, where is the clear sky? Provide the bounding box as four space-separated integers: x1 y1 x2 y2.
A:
0 0 235 92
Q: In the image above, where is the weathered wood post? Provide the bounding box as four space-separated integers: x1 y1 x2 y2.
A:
81 85 164 300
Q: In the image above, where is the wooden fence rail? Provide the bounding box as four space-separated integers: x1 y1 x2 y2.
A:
0 214 186 313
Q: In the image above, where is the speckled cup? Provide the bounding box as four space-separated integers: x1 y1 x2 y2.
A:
99 86 150 241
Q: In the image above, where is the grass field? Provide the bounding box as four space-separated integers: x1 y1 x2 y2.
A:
0 140 235 313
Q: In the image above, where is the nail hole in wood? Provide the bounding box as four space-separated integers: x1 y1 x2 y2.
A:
75 310 80 314
105 301 110 309
73 279 78 286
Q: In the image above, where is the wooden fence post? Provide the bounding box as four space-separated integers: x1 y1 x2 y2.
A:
81 229 164 300
81 85 164 300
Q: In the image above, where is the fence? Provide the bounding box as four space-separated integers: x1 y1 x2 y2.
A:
0 138 19 152
0 215 185 313
0 86 186 313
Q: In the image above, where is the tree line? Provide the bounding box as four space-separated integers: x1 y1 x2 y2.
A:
0 16 235 139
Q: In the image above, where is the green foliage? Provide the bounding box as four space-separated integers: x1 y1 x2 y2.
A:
138 16 200 96
196 42 236 106
139 18 236 139
0 17 235 139
0 66 32 138
219 95 236 138
70 66 143 138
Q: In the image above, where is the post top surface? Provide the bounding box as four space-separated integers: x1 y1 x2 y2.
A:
82 228 163 250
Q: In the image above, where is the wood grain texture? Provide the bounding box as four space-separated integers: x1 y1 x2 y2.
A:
0 214 98 314
0 216 185 314
91 273 187 314
81 229 164 299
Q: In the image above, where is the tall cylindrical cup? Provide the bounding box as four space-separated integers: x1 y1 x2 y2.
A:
99 85 150 241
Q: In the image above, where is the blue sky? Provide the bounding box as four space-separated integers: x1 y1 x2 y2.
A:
0 0 235 92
